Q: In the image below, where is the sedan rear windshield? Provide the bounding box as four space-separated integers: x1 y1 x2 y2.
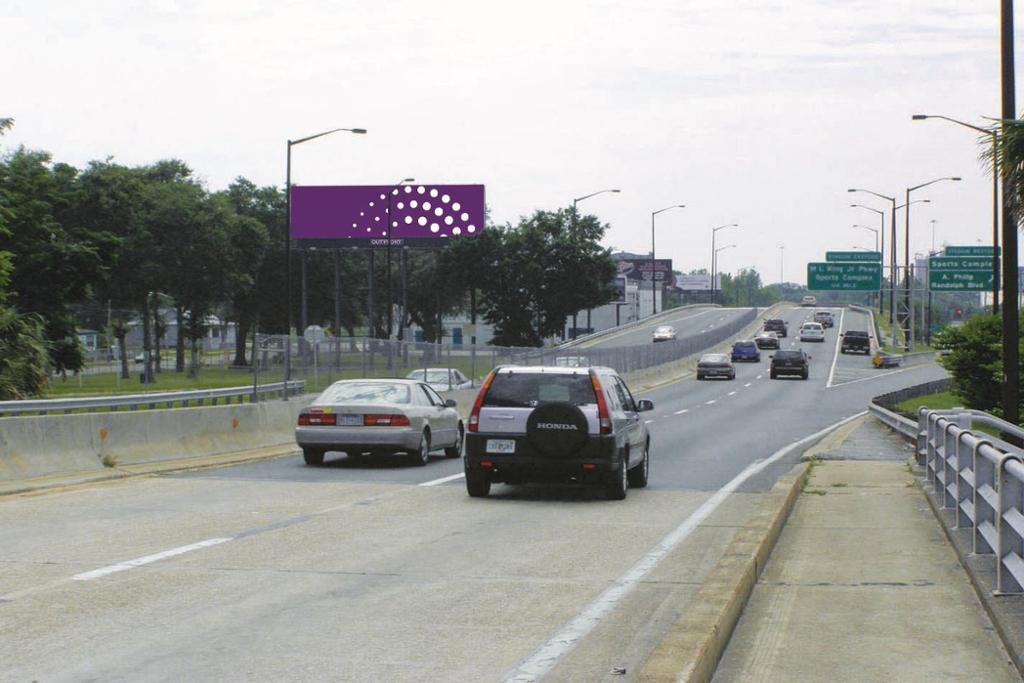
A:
317 382 411 404
774 351 803 361
483 372 596 408
734 341 756 348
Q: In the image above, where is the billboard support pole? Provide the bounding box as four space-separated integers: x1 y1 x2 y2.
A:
368 249 375 341
334 249 342 372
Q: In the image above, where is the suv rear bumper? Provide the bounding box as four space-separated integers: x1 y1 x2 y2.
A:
465 433 622 484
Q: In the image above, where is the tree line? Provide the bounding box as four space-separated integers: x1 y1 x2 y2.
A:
0 133 617 397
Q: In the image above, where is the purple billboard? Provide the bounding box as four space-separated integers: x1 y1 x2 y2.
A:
290 184 485 247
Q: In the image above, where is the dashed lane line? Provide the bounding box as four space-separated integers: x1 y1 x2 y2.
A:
674 409 689 415
706 400 716 405
744 383 752 387
420 472 466 486
728 391 737 396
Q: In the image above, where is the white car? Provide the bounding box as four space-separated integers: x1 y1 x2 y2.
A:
799 321 825 342
405 368 473 392
652 325 677 342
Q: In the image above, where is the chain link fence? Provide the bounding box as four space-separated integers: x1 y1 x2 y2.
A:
255 308 758 395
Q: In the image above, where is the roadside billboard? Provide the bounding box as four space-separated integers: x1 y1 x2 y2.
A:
290 184 485 247
617 258 675 286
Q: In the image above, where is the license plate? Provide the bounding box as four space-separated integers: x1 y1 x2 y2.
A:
486 439 515 454
341 414 362 426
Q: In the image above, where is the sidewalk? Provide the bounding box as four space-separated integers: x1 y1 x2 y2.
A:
712 417 1021 682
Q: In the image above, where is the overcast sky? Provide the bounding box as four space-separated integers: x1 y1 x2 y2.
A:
1 1 1015 285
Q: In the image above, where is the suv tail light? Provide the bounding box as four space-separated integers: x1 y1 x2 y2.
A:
467 370 497 433
589 370 613 435
364 414 410 426
298 413 336 426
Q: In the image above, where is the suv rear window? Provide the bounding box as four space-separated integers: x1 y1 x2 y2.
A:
845 330 869 337
483 372 597 408
774 351 803 361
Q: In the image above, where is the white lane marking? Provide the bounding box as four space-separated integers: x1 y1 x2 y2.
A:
706 399 716 405
420 472 466 486
728 391 737 396
503 410 868 683
744 383 752 387
644 419 654 424
72 538 233 581
827 367 908 388
825 308 847 388
756 375 763 380
674 409 689 415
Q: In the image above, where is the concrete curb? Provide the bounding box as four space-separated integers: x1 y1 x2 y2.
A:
0 444 299 498
916 467 1024 678
636 460 811 682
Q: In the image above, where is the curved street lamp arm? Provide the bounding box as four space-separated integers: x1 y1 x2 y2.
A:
913 114 995 137
290 127 367 146
848 188 895 203
908 176 961 193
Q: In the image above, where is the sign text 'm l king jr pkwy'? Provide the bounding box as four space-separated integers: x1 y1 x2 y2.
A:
807 262 882 291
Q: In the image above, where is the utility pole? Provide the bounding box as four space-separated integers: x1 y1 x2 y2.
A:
1002 0 1020 427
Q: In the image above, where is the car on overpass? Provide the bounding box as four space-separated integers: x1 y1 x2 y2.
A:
754 330 780 349
295 379 464 466
801 295 817 307
730 340 761 362
770 349 811 380
840 330 872 355
652 325 677 342
696 353 735 380
763 318 788 337
405 368 473 391
799 321 825 342
464 365 653 500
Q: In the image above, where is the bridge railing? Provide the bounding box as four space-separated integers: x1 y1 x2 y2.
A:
0 380 305 417
913 407 1024 594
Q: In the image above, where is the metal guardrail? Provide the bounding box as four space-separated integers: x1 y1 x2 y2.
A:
914 407 1024 594
0 381 306 417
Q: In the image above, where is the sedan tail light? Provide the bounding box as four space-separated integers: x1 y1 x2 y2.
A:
298 413 337 426
363 414 410 427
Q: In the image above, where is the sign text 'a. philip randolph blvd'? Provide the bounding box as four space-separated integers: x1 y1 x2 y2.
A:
807 262 881 291
929 256 995 291
825 250 882 262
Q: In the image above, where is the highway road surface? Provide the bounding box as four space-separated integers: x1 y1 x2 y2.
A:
0 306 947 682
576 305 755 350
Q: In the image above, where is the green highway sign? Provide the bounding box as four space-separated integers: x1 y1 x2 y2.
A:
944 245 999 257
825 251 882 262
929 256 994 291
807 262 881 291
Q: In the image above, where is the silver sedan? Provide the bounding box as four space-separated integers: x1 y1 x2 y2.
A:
295 379 464 466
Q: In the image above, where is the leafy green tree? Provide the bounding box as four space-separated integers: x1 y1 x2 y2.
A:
469 210 616 346
934 313 1024 416
0 308 49 399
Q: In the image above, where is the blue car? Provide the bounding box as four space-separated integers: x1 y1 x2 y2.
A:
731 339 761 362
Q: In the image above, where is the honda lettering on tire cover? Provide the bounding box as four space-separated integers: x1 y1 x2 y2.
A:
525 402 589 456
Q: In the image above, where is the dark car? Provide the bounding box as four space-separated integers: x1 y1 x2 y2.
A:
464 365 653 500
770 349 810 380
840 330 872 355
697 353 735 380
764 318 788 337
731 339 761 362
754 330 780 349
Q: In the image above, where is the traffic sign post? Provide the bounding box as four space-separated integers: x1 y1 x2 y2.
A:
928 256 995 291
825 251 882 262
807 262 882 291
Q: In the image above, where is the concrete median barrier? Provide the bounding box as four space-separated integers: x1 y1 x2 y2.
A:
0 400 306 482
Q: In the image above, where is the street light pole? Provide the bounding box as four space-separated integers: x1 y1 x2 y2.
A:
714 244 736 302
850 203 886 315
853 223 881 311
849 188 898 340
570 189 620 335
651 204 686 315
913 114 1000 312
285 127 366 388
904 177 960 350
710 223 738 305
778 245 785 285
1001 0 1019 430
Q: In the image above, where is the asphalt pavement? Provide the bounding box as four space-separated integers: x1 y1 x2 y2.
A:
0 305 949 682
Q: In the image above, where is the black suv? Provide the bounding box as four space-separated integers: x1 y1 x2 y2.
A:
840 330 871 354
764 318 788 337
770 349 810 380
464 366 653 500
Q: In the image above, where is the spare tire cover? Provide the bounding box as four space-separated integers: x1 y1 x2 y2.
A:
526 401 590 457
